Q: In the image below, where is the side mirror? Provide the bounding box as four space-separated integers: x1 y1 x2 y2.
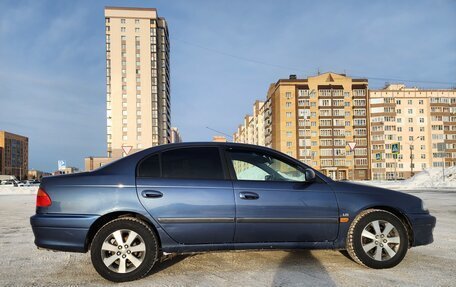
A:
265 174 274 181
304 168 316 183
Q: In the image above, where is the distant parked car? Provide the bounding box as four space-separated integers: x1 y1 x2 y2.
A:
30 143 436 282
26 180 40 186
17 181 29 187
1 180 17 187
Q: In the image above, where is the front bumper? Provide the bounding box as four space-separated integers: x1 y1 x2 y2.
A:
408 213 436 247
30 214 99 252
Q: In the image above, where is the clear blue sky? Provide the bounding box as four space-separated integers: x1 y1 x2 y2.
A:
0 0 455 172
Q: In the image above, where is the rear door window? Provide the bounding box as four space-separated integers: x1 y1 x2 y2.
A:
137 154 160 177
161 147 224 180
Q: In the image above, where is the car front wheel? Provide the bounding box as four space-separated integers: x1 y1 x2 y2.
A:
90 217 159 282
346 209 409 269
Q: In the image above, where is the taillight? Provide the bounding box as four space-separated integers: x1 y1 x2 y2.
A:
36 188 52 207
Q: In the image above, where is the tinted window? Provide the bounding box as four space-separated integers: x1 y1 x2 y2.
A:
161 147 224 180
138 154 160 177
228 150 306 182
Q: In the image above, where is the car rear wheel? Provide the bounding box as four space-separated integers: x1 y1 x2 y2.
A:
90 217 159 282
346 209 409 269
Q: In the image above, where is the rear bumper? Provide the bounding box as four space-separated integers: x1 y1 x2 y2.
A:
409 213 436 247
30 214 99 252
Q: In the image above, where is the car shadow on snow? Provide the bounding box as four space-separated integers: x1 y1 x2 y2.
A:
148 254 192 275
271 250 337 287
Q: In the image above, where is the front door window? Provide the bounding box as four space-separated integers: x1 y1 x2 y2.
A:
228 150 306 182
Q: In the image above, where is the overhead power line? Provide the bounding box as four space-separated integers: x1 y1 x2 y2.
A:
173 37 456 86
206 126 233 139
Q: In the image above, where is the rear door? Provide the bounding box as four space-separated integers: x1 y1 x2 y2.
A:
136 146 235 244
225 148 339 243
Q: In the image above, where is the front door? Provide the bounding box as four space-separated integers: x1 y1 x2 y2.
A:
225 148 339 243
136 146 235 244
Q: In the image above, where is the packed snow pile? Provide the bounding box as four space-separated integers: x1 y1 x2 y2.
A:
0 186 38 195
402 166 456 189
355 166 456 190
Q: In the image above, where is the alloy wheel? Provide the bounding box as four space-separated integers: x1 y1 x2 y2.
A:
101 229 147 273
360 220 401 261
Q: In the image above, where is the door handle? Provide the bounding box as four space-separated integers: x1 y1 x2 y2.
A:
239 192 259 200
141 190 163 198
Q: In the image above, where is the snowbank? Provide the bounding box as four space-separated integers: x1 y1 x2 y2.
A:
354 166 456 190
0 186 38 195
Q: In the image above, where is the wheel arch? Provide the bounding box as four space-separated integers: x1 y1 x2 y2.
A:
359 205 414 247
84 211 162 252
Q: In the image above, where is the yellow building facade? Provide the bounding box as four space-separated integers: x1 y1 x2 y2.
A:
370 84 456 180
234 73 370 180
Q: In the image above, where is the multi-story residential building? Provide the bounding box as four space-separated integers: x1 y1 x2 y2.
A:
233 100 268 147
105 7 171 158
267 73 370 180
27 170 51 180
85 7 171 172
170 127 183 143
84 156 112 171
0 131 28 180
370 84 456 180
234 72 371 181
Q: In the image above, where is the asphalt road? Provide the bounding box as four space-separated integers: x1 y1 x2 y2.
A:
0 190 454 287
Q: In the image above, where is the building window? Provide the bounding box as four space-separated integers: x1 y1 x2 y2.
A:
121 19 126 24
285 92 292 99
121 27 126 32
135 19 140 24
135 28 140 32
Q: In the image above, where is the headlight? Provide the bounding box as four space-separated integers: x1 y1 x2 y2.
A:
421 200 429 213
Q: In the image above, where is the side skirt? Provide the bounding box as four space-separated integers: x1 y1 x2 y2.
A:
161 241 335 254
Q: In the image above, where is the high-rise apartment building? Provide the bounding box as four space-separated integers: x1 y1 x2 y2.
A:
170 127 182 143
234 72 370 180
0 131 28 180
105 7 170 158
370 84 456 180
267 73 370 180
233 100 268 147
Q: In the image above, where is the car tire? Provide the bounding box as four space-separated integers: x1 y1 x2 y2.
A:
90 217 159 282
346 209 409 269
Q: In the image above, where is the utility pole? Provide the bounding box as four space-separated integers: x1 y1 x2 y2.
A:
409 136 420 178
438 142 446 182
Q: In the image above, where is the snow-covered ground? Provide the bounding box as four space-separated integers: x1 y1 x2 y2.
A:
355 166 456 190
0 185 38 195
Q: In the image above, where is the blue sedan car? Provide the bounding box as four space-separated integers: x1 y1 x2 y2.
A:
31 143 435 282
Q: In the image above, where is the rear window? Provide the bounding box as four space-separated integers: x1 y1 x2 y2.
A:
137 154 160 177
161 147 224 180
